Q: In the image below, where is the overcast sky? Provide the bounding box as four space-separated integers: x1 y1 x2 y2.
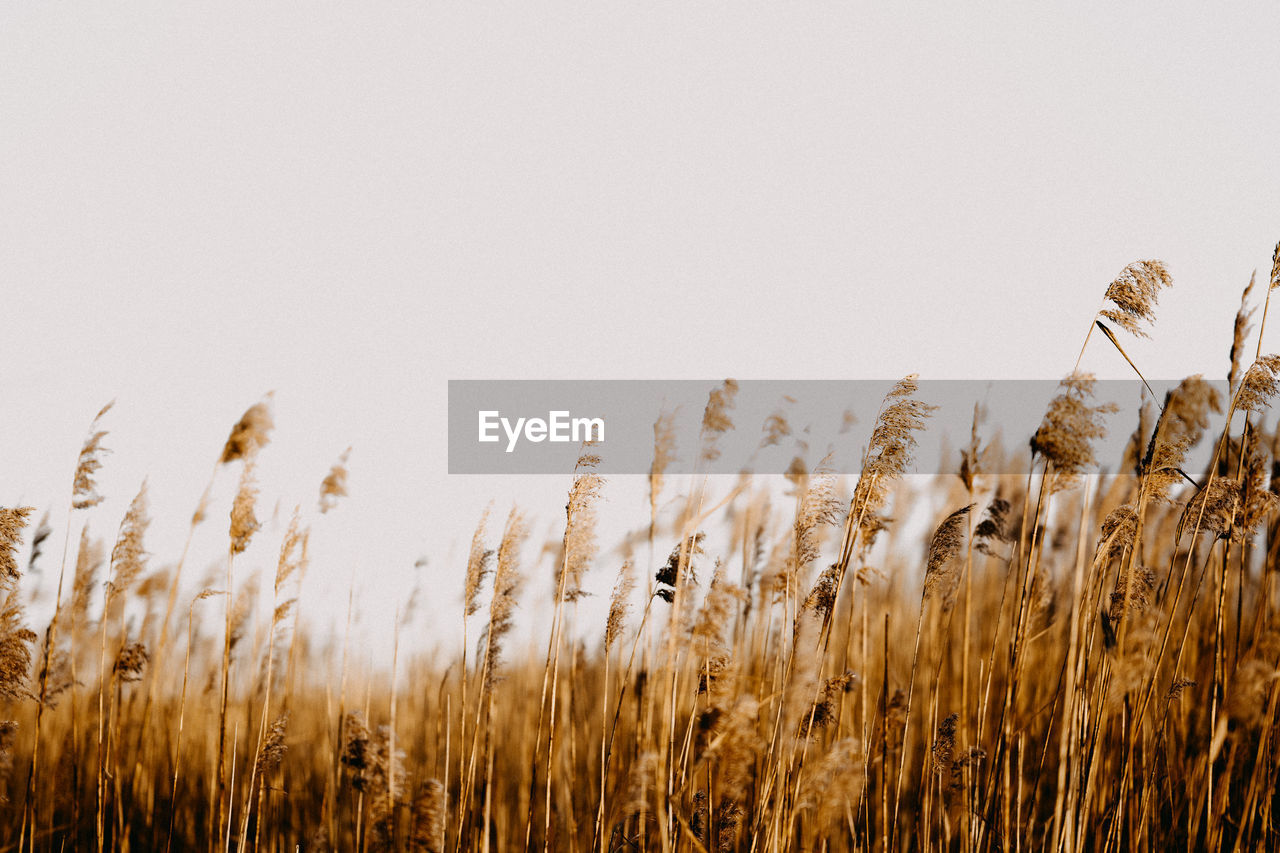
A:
3 3 1279 657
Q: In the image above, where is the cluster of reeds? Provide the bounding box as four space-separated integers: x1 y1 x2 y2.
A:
2 248 1280 851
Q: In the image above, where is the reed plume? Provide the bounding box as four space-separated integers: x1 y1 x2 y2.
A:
72 402 113 510
558 447 603 602
649 410 677 516
973 496 1013 554
1230 272 1258 394
318 447 351 513
0 591 36 702
483 509 527 689
0 508 34 587
851 375 935 548
410 779 447 853
1097 259 1173 338
759 407 791 448
701 379 738 462
922 504 973 604
68 529 103 630
655 533 704 603
1234 354 1280 414
463 508 493 619
111 643 148 683
220 396 274 464
105 485 149 606
1145 375 1222 500
1030 372 1117 485
254 712 289 775
792 461 841 578
605 560 636 652
229 459 261 555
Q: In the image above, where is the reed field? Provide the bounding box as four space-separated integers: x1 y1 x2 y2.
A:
5 249 1280 852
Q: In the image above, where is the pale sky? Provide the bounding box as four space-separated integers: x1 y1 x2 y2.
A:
3 3 1279 658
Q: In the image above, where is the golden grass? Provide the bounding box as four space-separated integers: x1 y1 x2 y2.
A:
3 249 1280 851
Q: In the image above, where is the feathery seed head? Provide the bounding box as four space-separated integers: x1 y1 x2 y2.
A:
799 671 857 738
220 396 274 464
691 560 746 649
0 508 34 588
655 532 704 603
107 484 149 603
759 408 791 448
0 592 37 701
703 698 759 805
70 528 104 628
974 497 1013 555
801 563 840 621
1239 439 1278 537
113 642 149 683
1165 677 1196 703
958 402 987 491
792 462 841 576
1097 504 1139 563
228 574 259 656
1108 565 1157 623
318 447 350 513
1180 477 1242 541
1030 372 1117 485
701 379 738 461
340 710 372 776
923 504 973 603
691 792 709 847
851 375 935 548
1098 259 1172 338
559 447 604 602
255 712 290 775
229 459 260 555
0 721 16 773
72 401 114 510
1235 354 1280 414
1146 375 1222 501
605 559 636 651
649 409 677 508
410 779 447 853
1230 273 1258 395
932 713 959 775
274 512 307 596
463 507 494 618
484 508 527 688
